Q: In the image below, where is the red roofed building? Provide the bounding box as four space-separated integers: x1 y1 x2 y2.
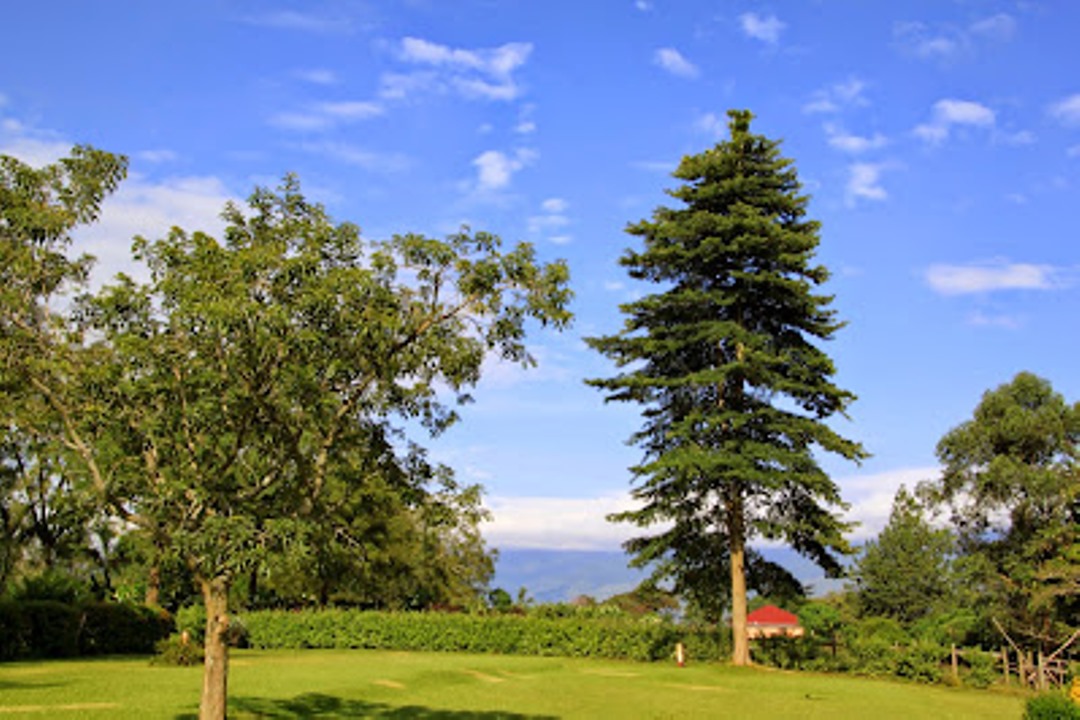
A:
746 605 804 639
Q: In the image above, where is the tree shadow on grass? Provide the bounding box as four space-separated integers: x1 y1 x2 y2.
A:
174 692 560 719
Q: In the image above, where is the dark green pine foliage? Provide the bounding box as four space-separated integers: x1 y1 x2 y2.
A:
587 110 866 662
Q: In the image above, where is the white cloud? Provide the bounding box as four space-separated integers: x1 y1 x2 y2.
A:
528 198 572 242
825 124 887 154
740 12 785 44
915 98 995 144
653 48 699 78
603 281 625 292
485 465 947 549
319 100 383 120
846 163 890 204
541 197 568 213
840 467 941 541
472 148 536 191
1049 94 1080 127
803 77 867 115
515 121 537 134
293 68 338 85
395 37 533 102
483 492 646 550
925 261 1063 295
73 175 234 289
936 99 995 126
635 0 653 10
970 13 1016 42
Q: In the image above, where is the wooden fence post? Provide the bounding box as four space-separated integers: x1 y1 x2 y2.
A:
1001 647 1009 685
951 644 959 683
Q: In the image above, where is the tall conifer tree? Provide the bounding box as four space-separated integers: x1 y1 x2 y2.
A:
587 110 866 665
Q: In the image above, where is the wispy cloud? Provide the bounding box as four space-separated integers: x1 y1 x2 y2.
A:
293 68 339 85
269 100 384 132
803 77 868 115
294 141 410 172
914 98 995 144
894 14 1017 61
136 149 179 163
395 37 533 102
846 162 891 204
969 13 1017 42
635 0 653 10
739 12 785 45
825 124 888 154
242 10 352 34
1049 94 1080 127
695 112 725 138
653 48 699 78
925 260 1065 295
528 197 572 243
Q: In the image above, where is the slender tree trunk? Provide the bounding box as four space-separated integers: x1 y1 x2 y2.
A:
726 333 751 667
199 576 231 720
145 565 161 607
729 490 750 666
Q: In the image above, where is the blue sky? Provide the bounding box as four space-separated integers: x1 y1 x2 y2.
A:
3 0 1078 554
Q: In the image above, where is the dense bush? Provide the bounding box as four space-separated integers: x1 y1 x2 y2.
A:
152 633 204 666
78 602 173 655
240 609 723 663
0 600 172 661
1024 691 1080 720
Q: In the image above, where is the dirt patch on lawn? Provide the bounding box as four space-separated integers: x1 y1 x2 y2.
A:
0 703 120 713
462 669 505 683
373 679 406 689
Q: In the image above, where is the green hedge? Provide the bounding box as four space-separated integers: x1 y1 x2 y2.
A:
0 600 173 661
240 609 728 663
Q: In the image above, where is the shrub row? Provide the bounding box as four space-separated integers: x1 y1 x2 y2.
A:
0 600 173 661
240 609 728 663
752 635 1000 687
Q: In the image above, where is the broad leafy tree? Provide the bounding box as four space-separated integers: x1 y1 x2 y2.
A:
81 177 571 719
853 487 955 625
923 372 1079 650
587 110 866 665
0 147 127 593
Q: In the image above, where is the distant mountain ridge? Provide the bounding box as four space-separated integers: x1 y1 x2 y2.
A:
492 547 849 604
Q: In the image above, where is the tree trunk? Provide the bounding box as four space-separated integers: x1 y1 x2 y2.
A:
145 565 161 607
729 491 750 666
199 576 230 720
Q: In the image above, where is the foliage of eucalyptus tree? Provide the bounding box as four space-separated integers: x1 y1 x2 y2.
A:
587 110 865 665
923 371 1079 649
81 176 571 718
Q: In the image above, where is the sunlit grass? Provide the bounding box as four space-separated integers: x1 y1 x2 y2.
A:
0 650 1026 719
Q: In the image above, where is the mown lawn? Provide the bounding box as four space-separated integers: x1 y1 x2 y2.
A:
0 650 1026 719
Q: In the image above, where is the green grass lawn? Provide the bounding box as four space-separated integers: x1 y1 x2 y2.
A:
0 650 1026 719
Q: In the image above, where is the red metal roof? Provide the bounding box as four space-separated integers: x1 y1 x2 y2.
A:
746 605 800 626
